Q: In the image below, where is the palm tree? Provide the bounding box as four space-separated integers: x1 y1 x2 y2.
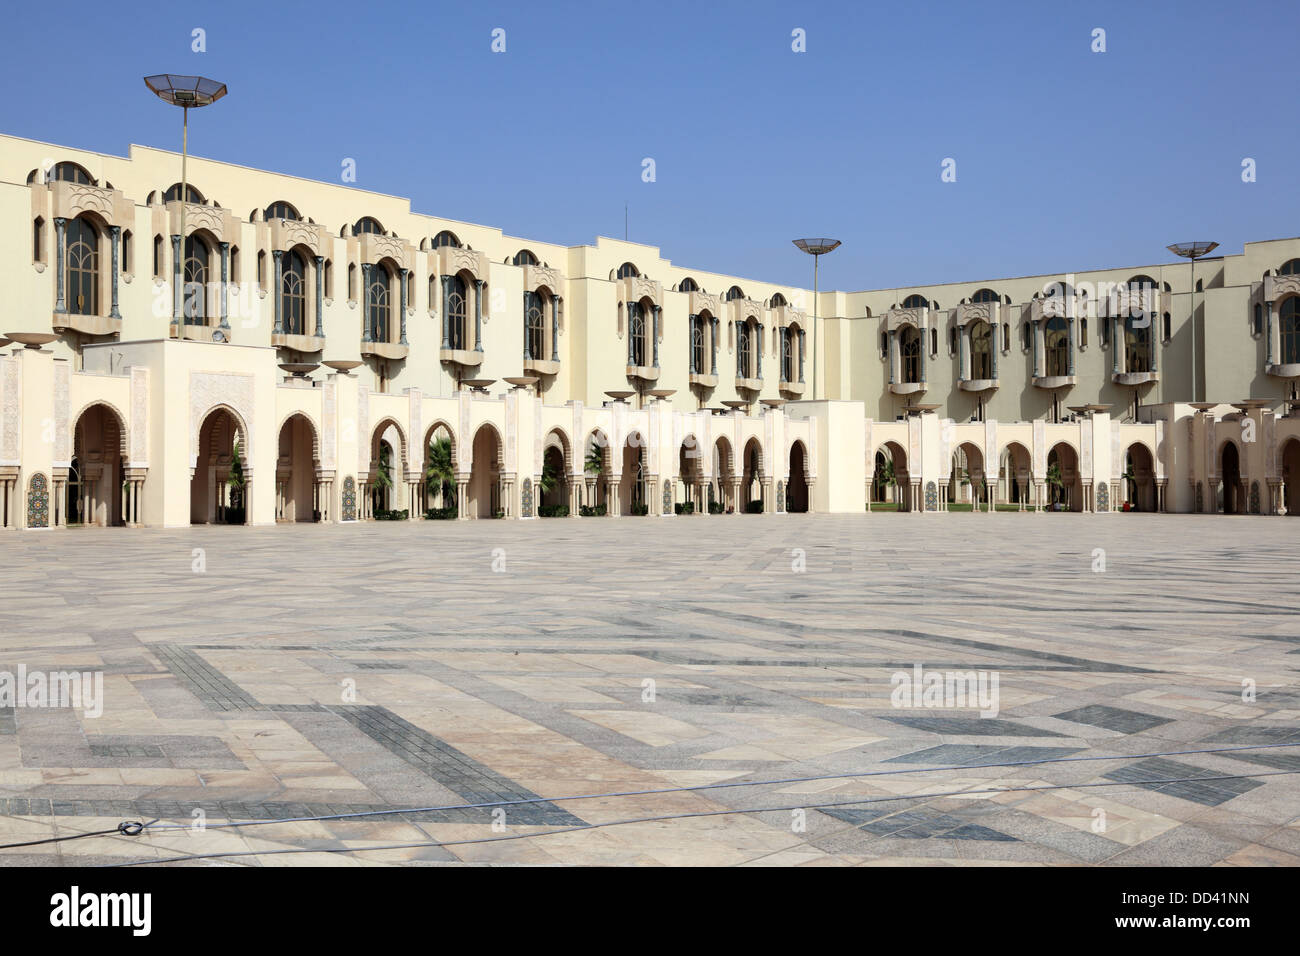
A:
585 444 604 476
1121 459 1137 510
539 455 561 496
878 456 896 503
425 436 455 509
228 438 246 516
1046 460 1064 508
373 442 393 513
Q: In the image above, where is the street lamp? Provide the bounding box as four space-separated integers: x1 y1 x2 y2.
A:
793 238 841 400
145 74 228 330
1166 241 1218 403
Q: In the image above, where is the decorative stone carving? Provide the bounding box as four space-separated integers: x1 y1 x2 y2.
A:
131 367 149 467
190 372 254 468
54 363 70 467
1 357 20 465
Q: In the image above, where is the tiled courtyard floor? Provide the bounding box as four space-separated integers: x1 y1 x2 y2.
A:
1 513 1298 866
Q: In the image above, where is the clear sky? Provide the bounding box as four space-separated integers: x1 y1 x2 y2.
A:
3 0 1296 293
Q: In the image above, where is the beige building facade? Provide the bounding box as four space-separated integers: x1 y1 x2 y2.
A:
2 131 1299 529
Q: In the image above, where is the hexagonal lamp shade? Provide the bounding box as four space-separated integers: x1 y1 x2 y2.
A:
1166 241 1219 260
793 238 842 256
143 74 228 108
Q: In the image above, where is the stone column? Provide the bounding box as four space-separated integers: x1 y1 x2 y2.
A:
1267 300 1277 365
990 321 999 379
958 324 970 381
551 296 560 362
918 325 927 383
652 306 660 368
361 264 373 341
171 234 183 328
736 321 744 377
1067 317 1077 376
806 477 817 513
315 255 325 337
1033 320 1043 377
109 226 122 319
272 250 284 333
457 477 470 518
1112 317 1122 374
219 242 230 329
761 478 773 514
53 218 67 314
441 276 452 347
730 479 742 513
474 279 485 352
1150 313 1159 372
888 329 898 384
798 328 806 383
756 325 762 379
399 268 410 345
710 317 719 374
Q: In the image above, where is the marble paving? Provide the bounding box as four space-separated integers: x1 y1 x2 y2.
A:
0 512 1297 866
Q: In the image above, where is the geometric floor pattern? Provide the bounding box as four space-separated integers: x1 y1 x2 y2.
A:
1 513 1298 866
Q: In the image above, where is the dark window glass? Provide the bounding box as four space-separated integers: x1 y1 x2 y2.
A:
266 201 299 221
1281 298 1300 364
433 231 461 249
902 294 928 309
1125 317 1151 373
183 235 209 324
355 217 384 235
525 291 545 359
901 327 921 383
1045 316 1068 376
618 262 640 280
447 275 467 349
281 251 307 335
970 320 992 379
67 217 99 315
512 249 538 266
368 266 391 341
164 183 204 203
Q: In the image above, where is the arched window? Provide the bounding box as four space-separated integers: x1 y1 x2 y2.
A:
971 288 999 304
153 235 163 277
690 316 705 373
737 317 751 376
446 275 468 350
433 230 461 249
970 320 992 379
367 264 392 342
281 250 308 335
32 217 44 263
183 235 210 324
524 290 545 359
512 249 538 266
1125 316 1150 373
618 262 640 280
679 277 698 293
900 327 921 383
628 302 646 366
1279 259 1300 276
51 162 95 185
770 292 788 308
1045 315 1068 376
725 285 744 301
265 201 299 221
354 217 384 236
1281 298 1300 364
66 217 100 316
121 229 132 273
164 183 204 203
902 294 929 309
781 327 795 382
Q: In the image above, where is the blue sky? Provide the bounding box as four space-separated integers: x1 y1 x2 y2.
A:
3 0 1296 291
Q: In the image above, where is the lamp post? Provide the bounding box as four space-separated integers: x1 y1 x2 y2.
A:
145 74 228 331
1166 241 1218 403
793 239 841 401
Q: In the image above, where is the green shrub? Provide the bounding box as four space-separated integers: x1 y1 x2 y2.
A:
675 501 695 515
538 504 569 518
425 506 457 520
579 504 607 517
630 502 649 516
746 499 764 514
708 501 724 515
374 509 409 521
